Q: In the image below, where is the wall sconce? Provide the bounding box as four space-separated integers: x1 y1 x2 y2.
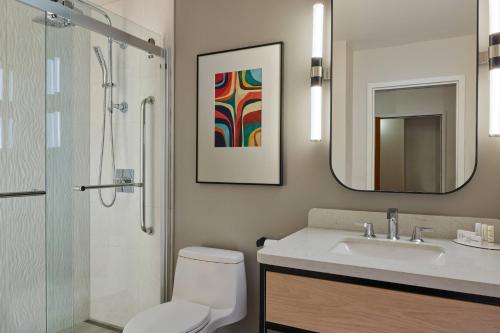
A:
310 3 324 141
490 0 500 136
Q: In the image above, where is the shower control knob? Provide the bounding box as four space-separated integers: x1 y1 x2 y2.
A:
113 102 128 113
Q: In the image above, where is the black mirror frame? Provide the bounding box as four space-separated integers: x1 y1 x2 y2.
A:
328 0 480 195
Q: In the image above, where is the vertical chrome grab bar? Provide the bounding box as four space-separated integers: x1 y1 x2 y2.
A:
141 96 155 235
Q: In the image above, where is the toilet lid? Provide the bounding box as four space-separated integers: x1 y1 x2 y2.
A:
123 300 210 333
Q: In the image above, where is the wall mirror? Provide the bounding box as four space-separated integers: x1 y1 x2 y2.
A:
329 0 478 194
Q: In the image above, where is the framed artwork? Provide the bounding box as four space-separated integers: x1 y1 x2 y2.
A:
197 42 283 185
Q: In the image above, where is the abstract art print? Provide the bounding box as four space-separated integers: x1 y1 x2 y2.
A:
197 43 283 185
214 68 262 148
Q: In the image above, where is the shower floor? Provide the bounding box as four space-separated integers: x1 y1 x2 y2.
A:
75 321 122 333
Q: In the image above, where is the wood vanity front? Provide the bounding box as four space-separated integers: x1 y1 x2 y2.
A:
260 266 500 333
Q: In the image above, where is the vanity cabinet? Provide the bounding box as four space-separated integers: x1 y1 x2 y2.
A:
260 267 500 333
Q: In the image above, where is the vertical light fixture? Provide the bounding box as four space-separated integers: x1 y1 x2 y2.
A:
490 0 500 136
311 2 324 141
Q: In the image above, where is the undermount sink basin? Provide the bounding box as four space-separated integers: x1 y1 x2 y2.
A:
331 237 446 265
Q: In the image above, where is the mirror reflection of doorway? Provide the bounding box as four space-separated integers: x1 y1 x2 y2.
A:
375 115 443 192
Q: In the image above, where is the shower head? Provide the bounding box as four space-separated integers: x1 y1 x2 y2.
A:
32 12 74 28
93 46 109 84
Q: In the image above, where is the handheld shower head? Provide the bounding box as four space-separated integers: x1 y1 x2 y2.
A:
93 46 108 85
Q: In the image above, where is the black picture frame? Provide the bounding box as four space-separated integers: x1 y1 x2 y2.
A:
196 42 284 186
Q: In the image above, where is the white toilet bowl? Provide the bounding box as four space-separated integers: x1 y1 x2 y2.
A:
123 300 210 333
123 247 247 333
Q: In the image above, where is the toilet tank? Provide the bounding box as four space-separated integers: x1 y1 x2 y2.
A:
172 247 246 313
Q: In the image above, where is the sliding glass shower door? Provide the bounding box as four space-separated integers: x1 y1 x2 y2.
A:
43 1 167 332
0 1 167 331
0 1 46 332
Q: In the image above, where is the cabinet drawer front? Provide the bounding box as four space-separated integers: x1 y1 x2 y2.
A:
266 272 500 333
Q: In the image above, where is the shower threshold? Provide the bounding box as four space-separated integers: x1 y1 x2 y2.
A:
75 320 123 333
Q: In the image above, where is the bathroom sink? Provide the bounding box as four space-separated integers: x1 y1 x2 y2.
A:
331 237 446 265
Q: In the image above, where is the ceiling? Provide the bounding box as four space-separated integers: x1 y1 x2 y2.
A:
332 0 477 50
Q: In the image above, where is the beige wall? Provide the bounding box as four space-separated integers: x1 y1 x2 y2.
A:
175 0 500 332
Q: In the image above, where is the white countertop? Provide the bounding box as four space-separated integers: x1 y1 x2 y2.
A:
257 227 500 298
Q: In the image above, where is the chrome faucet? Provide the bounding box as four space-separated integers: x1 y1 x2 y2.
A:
387 208 399 240
410 226 433 243
355 222 376 239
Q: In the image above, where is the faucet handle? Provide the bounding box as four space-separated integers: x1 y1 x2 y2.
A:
410 226 433 243
355 222 376 239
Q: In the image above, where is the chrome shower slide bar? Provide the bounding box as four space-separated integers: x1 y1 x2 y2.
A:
0 190 46 198
17 0 164 57
73 183 143 192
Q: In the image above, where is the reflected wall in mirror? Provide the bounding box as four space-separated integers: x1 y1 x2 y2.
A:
330 0 478 193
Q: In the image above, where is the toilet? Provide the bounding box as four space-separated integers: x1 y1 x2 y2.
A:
123 247 247 333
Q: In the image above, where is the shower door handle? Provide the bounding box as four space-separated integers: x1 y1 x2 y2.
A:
73 183 143 191
0 190 46 198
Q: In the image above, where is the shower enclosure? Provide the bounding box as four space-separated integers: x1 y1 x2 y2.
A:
0 0 170 332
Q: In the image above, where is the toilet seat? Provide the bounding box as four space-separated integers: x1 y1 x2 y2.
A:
123 300 210 333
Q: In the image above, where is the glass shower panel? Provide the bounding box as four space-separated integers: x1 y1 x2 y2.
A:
46 21 89 333
0 1 46 333
0 197 46 332
0 0 45 193
86 18 164 329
